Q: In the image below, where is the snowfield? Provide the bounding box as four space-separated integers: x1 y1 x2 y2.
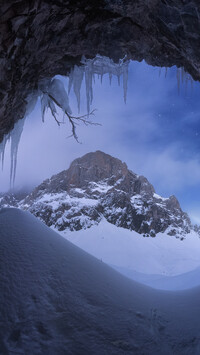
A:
1 208 200 354
62 219 200 290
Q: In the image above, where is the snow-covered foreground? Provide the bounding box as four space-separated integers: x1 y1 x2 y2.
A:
2 209 200 354
63 219 200 290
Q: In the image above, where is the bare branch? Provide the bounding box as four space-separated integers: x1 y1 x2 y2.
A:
46 93 101 141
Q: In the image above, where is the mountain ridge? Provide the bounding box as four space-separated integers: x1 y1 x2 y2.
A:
0 151 199 238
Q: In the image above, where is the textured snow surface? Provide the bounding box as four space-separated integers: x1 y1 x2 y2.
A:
35 192 98 209
2 209 200 354
63 220 200 279
153 193 168 201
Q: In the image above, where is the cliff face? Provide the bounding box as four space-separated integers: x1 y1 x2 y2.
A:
1 1 200 140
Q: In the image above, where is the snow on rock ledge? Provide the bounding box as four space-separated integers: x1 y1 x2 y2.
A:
1 151 197 239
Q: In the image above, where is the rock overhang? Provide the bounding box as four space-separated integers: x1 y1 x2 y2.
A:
1 0 200 141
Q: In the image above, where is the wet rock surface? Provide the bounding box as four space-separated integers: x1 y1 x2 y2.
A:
1 1 200 140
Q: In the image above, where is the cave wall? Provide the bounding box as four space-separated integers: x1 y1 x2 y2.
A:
1 0 200 141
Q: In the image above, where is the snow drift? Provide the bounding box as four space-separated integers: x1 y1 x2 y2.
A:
1 208 200 354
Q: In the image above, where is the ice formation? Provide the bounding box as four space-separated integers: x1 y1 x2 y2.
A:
159 66 194 92
10 118 25 187
40 78 72 122
177 67 194 92
0 93 37 187
38 57 129 139
68 65 84 113
0 56 129 188
0 134 9 170
68 55 130 113
0 118 25 188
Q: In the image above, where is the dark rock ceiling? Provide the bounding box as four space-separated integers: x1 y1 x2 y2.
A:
1 0 200 141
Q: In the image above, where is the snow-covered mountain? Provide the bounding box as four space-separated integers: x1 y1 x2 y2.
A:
1 150 199 239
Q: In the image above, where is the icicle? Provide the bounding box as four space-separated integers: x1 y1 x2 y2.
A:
68 69 74 95
185 75 188 94
177 68 180 94
72 65 84 113
10 118 25 188
109 73 112 85
181 67 185 84
0 134 10 170
0 90 37 187
41 93 49 122
39 78 72 124
80 55 130 113
159 67 162 77
117 74 120 86
190 76 193 90
48 78 72 115
176 67 194 93
84 60 94 115
48 98 57 120
25 93 38 117
101 64 104 84
122 61 129 104
165 67 168 78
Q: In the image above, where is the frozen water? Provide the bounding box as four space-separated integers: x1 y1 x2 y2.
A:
0 134 9 170
10 118 25 187
71 65 84 113
68 55 129 114
0 56 129 186
0 92 38 187
40 78 72 122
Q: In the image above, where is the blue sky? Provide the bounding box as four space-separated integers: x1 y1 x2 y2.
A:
1 60 200 223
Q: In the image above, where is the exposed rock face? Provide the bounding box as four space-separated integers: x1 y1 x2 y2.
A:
2 151 196 238
1 1 200 140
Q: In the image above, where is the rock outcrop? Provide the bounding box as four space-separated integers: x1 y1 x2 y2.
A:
1 151 196 238
1 1 200 140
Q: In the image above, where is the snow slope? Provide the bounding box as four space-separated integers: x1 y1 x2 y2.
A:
1 208 200 354
112 265 200 291
63 219 200 277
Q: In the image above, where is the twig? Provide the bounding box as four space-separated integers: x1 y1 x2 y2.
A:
47 93 101 142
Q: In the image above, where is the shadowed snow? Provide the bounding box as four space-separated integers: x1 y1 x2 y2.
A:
64 220 200 277
1 209 200 354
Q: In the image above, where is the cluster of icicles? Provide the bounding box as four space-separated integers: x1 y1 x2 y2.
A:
159 66 194 92
0 56 194 188
0 55 130 187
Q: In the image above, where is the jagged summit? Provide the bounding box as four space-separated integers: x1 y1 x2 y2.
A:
68 150 128 185
27 151 155 198
0 151 197 238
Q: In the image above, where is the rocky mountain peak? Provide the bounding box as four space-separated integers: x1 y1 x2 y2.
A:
1 151 198 238
30 151 155 199
66 150 128 187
